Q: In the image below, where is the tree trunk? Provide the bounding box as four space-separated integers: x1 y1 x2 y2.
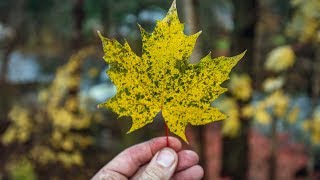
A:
71 0 85 50
66 0 86 113
221 116 250 180
311 46 320 109
0 42 14 84
308 44 320 179
221 0 257 179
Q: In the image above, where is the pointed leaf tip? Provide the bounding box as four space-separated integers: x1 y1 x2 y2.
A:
171 0 177 9
97 31 105 40
239 50 247 58
229 50 247 62
167 0 177 15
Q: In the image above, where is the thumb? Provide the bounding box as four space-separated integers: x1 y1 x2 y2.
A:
139 148 178 180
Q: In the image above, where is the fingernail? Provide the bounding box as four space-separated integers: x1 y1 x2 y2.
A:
156 148 175 167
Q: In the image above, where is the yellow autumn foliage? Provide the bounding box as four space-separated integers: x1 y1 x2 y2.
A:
265 46 295 73
266 90 290 118
30 146 56 165
287 0 320 42
302 120 311 132
57 151 83 167
263 76 285 92
302 115 320 145
241 105 254 118
88 67 100 78
228 74 252 101
246 90 294 125
2 47 98 167
6 158 37 180
222 117 240 137
2 106 33 144
287 106 300 124
255 108 272 125
219 98 241 137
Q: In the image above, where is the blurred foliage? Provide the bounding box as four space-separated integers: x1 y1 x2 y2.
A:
219 97 241 137
228 73 252 101
3 106 33 144
262 76 285 93
264 45 295 73
7 158 37 180
1 0 320 179
220 45 296 136
287 0 320 43
219 73 252 137
2 47 100 172
250 90 292 125
303 109 320 145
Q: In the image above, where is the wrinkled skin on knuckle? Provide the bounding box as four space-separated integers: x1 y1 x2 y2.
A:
93 169 127 180
140 166 165 180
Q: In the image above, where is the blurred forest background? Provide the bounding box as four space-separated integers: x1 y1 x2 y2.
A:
0 0 320 179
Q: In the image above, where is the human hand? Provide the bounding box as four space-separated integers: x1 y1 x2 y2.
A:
91 137 204 180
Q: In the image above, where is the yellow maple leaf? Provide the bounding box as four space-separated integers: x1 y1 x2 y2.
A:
98 0 244 142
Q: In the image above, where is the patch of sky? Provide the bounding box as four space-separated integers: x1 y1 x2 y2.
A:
7 51 40 84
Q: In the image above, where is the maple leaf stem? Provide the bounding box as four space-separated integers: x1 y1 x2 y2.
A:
165 123 170 147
